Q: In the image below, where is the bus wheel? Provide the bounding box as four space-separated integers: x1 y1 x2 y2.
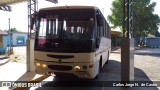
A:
106 52 109 64
95 59 102 79
95 68 100 79
106 58 109 64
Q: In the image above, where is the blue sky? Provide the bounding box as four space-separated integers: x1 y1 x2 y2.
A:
0 0 159 32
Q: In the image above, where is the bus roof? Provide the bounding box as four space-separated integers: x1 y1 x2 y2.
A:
39 6 99 11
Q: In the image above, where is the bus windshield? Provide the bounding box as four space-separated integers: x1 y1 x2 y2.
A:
35 9 95 52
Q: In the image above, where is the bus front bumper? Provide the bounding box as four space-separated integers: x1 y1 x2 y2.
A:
34 60 99 79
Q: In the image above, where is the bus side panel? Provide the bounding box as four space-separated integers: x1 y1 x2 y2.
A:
95 37 111 67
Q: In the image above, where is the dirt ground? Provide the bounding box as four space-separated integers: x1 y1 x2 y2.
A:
109 53 160 81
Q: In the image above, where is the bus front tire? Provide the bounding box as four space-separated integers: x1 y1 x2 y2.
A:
95 69 100 79
106 59 109 64
95 60 102 79
105 52 109 64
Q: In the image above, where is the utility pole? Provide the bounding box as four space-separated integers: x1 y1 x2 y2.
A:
28 0 38 39
121 0 134 82
8 18 11 55
27 0 38 72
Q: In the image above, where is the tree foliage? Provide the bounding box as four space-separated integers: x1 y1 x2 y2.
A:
5 28 20 33
10 28 19 32
108 0 160 38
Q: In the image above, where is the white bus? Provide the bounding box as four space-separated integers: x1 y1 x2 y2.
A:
33 6 111 79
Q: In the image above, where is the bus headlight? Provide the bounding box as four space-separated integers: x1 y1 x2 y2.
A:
74 66 81 70
35 63 41 67
42 64 47 68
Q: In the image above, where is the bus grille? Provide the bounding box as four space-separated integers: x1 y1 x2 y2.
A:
48 65 72 71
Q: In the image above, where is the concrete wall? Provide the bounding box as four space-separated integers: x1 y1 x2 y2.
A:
111 37 122 47
146 37 160 48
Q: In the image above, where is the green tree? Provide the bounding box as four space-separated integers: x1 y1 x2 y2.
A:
108 0 160 38
10 28 20 32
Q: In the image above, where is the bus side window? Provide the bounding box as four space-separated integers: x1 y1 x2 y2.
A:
96 13 103 38
100 26 102 37
104 21 107 37
97 25 100 38
106 22 108 38
107 24 110 38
